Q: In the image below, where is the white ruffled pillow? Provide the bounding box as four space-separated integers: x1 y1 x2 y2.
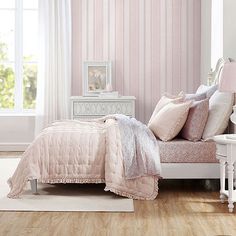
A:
196 84 218 98
202 90 234 139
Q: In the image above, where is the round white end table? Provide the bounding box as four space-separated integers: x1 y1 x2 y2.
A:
213 134 236 213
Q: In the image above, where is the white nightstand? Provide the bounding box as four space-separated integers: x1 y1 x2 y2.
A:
213 134 236 212
70 96 136 120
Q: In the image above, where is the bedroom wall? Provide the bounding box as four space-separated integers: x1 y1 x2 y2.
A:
223 0 236 61
0 115 35 151
0 0 202 151
71 0 201 123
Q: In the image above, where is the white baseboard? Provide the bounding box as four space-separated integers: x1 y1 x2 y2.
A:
0 143 30 151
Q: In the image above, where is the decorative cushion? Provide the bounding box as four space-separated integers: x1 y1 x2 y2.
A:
180 99 209 141
148 93 184 125
184 93 206 101
202 90 234 140
148 100 192 141
196 84 218 98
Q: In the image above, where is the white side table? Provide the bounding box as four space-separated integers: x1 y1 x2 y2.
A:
70 96 136 120
213 134 236 212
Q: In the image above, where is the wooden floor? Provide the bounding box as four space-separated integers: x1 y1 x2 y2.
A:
1 154 236 235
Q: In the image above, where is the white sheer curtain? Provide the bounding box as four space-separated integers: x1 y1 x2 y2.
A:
35 0 71 136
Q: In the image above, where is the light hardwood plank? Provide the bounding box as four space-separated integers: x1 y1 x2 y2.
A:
1 180 236 235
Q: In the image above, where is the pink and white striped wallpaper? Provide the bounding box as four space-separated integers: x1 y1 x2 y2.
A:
71 0 201 123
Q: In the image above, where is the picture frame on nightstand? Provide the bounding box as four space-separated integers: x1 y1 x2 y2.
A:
83 61 112 96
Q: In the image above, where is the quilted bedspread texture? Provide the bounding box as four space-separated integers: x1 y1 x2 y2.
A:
7 118 160 200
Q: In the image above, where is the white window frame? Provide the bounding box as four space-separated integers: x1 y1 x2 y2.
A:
0 0 37 114
211 0 223 70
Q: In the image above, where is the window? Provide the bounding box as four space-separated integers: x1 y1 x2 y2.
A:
211 0 223 69
0 0 38 112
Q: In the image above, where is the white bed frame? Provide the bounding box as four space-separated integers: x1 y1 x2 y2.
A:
162 163 220 179
162 57 233 179
30 163 220 193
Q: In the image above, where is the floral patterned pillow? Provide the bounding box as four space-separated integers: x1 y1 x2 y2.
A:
181 98 209 142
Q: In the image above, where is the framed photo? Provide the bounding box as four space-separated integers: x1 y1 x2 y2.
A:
83 61 112 96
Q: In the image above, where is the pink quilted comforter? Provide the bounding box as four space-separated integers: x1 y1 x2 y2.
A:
7 118 161 200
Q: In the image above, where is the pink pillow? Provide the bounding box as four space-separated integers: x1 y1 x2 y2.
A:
180 99 209 142
148 93 184 125
148 100 192 141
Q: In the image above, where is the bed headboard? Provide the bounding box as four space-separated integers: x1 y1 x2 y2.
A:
207 57 232 86
207 57 236 134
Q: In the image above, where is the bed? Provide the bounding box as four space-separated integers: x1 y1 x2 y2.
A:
7 58 233 199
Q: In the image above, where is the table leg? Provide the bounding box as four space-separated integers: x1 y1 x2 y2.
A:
220 159 226 203
234 163 236 188
227 163 234 213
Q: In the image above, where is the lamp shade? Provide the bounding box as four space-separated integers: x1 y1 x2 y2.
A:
219 62 236 92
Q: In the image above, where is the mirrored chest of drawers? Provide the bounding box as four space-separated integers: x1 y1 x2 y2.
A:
70 96 136 120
